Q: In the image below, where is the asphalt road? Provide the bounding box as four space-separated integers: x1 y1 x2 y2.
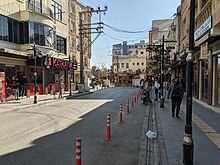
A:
0 87 148 165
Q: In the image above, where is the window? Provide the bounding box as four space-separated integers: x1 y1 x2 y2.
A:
52 0 63 21
141 51 143 54
137 62 139 65
70 5 75 14
126 63 129 69
142 62 144 65
121 63 124 68
71 38 74 48
26 0 42 13
19 22 29 44
71 21 75 31
56 35 66 54
133 62 135 65
0 16 9 41
34 23 39 44
39 24 45 45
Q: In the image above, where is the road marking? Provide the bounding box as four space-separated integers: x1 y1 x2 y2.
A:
182 105 220 149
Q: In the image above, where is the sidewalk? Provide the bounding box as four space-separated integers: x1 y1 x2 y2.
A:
0 88 98 115
154 97 220 165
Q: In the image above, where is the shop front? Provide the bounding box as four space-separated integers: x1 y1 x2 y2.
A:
44 57 76 94
0 52 27 100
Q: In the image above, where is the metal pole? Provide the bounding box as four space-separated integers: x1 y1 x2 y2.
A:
183 0 195 164
69 55 72 96
117 56 119 83
79 12 84 85
34 44 37 104
160 35 165 108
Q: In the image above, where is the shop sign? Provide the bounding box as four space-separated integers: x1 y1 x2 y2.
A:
44 56 52 68
52 58 70 69
194 16 212 41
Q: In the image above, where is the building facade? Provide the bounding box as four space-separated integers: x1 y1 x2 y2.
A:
112 40 147 84
0 0 92 101
68 0 92 89
176 0 220 108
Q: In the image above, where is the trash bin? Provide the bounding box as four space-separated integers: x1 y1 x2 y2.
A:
78 84 84 93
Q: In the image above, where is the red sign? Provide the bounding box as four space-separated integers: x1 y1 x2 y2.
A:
50 58 77 70
52 58 69 69
0 72 6 104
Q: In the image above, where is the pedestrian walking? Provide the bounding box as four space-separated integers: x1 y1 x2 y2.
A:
167 78 184 118
58 79 63 99
154 78 160 101
20 75 28 97
140 78 145 90
11 77 20 100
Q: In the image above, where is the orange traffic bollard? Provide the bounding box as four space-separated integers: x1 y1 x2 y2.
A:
106 113 112 141
76 138 81 165
126 99 129 114
120 103 123 124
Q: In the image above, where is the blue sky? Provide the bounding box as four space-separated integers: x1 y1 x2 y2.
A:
78 0 181 68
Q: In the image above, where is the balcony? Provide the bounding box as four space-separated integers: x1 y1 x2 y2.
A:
195 0 212 29
26 1 53 18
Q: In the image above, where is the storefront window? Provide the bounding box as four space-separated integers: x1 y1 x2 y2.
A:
201 60 208 100
48 68 55 84
29 67 43 84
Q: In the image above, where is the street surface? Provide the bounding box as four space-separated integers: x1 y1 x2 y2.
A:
0 87 147 165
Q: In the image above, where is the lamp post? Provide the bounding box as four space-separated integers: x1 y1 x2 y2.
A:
69 55 72 96
33 44 37 104
183 0 195 164
27 44 38 104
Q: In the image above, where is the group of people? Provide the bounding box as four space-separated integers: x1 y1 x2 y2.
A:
140 77 184 119
7 75 28 100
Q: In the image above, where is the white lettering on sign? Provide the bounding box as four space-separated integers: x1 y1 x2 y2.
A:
194 16 212 41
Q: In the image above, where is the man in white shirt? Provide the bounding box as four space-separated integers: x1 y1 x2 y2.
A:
154 79 160 101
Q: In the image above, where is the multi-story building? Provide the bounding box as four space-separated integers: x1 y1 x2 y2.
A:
68 0 92 88
192 0 220 107
177 0 220 108
0 0 92 100
0 0 69 98
112 40 147 84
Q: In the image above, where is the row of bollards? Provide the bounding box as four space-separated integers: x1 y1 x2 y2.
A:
75 90 142 165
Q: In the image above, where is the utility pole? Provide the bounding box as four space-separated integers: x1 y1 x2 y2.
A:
183 0 195 164
79 6 107 86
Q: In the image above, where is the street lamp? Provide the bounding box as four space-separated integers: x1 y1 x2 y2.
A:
27 44 40 104
183 0 195 164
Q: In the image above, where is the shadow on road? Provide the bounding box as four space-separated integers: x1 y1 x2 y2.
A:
0 87 145 165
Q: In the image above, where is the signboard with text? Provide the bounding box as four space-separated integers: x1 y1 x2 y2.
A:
194 16 212 41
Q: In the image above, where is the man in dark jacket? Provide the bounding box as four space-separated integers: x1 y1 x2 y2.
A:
20 75 28 97
167 77 184 118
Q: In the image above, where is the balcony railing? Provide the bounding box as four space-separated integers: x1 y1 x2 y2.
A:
195 0 212 29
